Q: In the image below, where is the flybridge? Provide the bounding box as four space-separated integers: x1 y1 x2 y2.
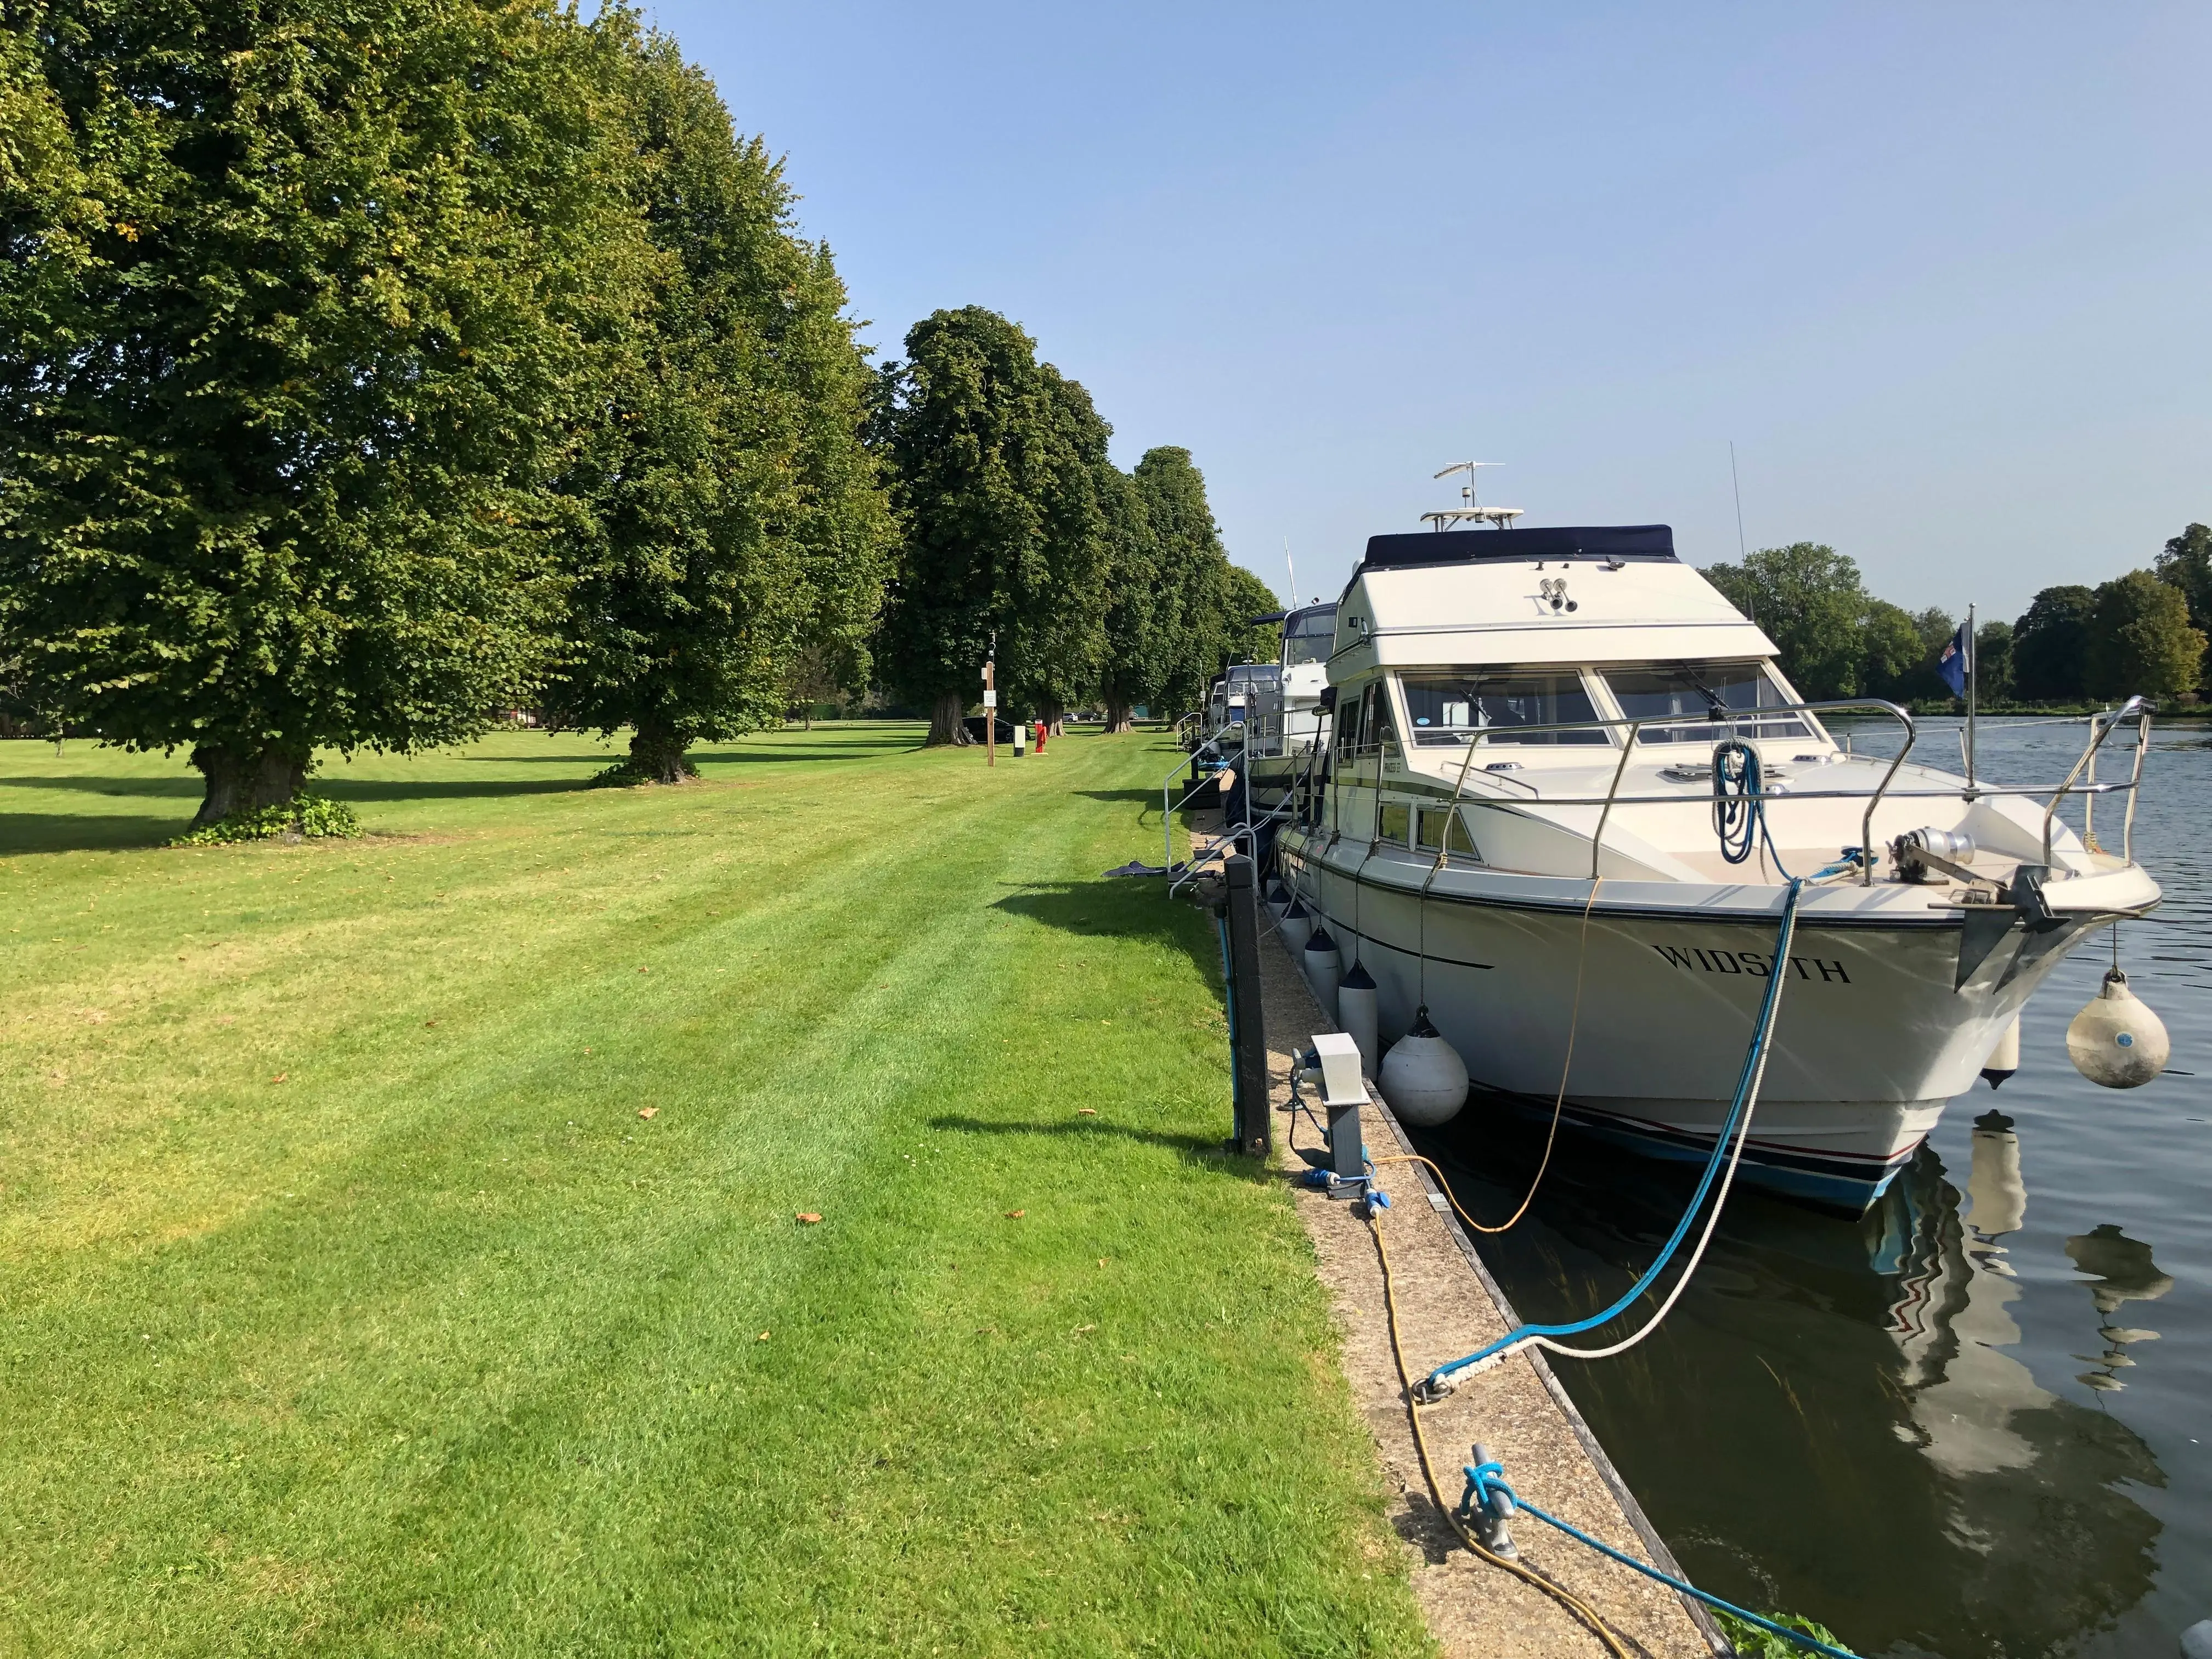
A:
1358 524 1678 572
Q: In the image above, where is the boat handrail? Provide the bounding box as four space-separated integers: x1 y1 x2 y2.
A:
2041 697 2154 866
1333 693 2159 885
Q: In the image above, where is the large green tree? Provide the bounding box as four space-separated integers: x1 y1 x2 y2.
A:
1975 618 2015 703
1859 600 1928 701
1702 544 1875 699
872 307 1109 744
2154 522 2211 691
1131 446 1232 719
0 0 640 825
2012 585 2097 702
1218 566 1284 673
542 29 890 782
1094 466 1161 733
2085 571 2205 701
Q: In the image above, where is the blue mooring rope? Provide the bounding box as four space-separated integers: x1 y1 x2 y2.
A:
1712 739 1791 875
1421 876 1805 1393
1460 1459 1857 1658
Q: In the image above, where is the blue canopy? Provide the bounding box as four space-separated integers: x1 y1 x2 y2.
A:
1358 524 1676 571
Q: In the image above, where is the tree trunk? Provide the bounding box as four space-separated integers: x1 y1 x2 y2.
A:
628 725 697 783
189 745 308 829
926 691 972 747
1103 699 1133 735
1042 701 1066 737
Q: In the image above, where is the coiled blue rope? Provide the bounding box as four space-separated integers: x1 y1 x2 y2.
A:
1421 877 1804 1393
1461 1460 1857 1659
1712 738 1793 875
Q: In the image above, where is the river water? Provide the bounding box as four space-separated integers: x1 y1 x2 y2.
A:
1410 717 2209 1658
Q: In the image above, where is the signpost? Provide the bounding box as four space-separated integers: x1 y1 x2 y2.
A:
983 650 996 768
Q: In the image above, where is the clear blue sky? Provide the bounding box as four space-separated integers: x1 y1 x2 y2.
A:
638 1 2209 622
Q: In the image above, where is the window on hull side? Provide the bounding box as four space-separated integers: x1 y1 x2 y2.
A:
1399 672 1608 746
1415 806 1481 860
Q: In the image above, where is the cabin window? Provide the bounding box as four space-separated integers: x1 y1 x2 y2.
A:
1378 803 1410 844
1335 687 1365 754
1284 607 1337 667
1398 672 1607 745
1605 663 1811 743
1370 685 1398 748
1415 807 1480 860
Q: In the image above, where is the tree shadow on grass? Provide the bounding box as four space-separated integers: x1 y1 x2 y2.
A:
926 1114 1274 1182
0 775 201 798
0 815 193 855
316 778 588 803
990 878 1223 984
692 747 917 766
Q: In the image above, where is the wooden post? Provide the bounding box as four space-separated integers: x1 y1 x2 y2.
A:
1223 854 1269 1157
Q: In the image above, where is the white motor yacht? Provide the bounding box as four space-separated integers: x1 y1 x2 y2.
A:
1245 601 1338 812
1277 521 2161 1212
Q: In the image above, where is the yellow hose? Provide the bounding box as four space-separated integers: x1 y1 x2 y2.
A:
1367 1204 1629 1658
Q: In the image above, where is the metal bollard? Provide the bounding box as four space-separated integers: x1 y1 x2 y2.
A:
1470 1442 1518 1559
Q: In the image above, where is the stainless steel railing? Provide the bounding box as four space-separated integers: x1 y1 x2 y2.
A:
1320 695 2155 887
2041 696 2153 866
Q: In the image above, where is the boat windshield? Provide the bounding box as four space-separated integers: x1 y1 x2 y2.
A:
1399 672 1609 746
1283 607 1338 668
1605 662 1811 743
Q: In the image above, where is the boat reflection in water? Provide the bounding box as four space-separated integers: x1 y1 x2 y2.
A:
1415 1108 2169 1658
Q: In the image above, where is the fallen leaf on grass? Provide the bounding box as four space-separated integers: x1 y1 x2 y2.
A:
270 1073 287 1084
1076 1108 1097 1116
637 967 650 974
795 1212 822 1224
583 1047 592 1055
637 1107 658 1119
424 1019 439 1028
1005 1210 1025 1220
1071 1324 1096 1335
757 1330 770 1341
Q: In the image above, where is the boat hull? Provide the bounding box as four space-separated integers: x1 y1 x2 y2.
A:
1279 833 2103 1213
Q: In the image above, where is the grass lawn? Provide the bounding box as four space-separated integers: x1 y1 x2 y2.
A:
0 726 1430 1657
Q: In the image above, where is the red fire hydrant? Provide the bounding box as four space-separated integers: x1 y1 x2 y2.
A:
1033 719 1048 754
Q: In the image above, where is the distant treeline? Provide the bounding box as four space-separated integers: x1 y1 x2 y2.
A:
0 1 1270 828
870 307 1277 747
1702 524 2211 709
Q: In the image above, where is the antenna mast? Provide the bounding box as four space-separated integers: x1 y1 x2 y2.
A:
1423 462 1523 531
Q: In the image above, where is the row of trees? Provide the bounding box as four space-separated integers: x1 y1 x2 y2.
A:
1703 524 2208 708
2 0 889 818
872 307 1274 744
0 0 1272 823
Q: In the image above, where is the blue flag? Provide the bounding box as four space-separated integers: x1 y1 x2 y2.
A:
1937 622 1969 698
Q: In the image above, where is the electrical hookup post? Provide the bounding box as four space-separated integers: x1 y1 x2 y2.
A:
1220 855 1269 1158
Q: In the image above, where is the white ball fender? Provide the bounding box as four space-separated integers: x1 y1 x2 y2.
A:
2067 969 2169 1089
1380 1007 1469 1127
